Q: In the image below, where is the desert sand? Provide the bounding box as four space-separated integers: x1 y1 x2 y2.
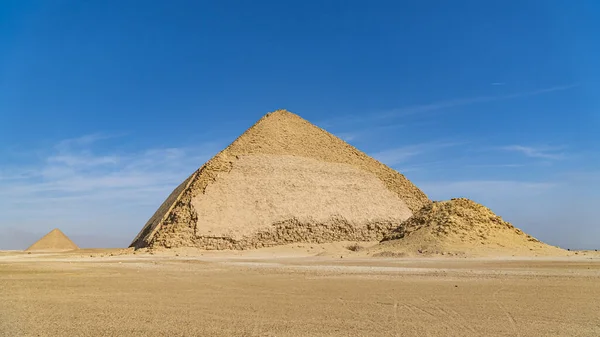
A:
1 247 600 337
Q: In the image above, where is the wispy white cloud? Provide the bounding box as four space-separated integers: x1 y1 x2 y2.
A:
0 149 212 200
54 132 126 151
325 122 410 141
465 163 525 168
48 154 119 167
500 145 566 160
372 141 461 167
391 161 448 174
372 146 424 166
0 134 223 246
317 84 577 130
381 84 578 118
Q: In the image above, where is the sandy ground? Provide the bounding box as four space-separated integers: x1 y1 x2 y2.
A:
1 248 600 336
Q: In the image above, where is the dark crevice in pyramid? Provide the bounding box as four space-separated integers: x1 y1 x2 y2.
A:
130 110 430 250
26 228 79 252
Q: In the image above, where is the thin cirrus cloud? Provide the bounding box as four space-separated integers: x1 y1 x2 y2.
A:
465 163 526 168
0 134 223 235
317 84 578 130
500 145 566 160
380 84 578 118
371 141 461 167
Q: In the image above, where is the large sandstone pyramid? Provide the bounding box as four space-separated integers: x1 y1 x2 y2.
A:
373 198 565 256
26 228 79 252
131 109 429 250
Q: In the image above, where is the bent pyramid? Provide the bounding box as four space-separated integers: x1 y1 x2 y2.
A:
26 228 79 252
376 198 565 256
130 110 430 250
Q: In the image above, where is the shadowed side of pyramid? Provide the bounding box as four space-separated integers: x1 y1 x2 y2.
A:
130 109 430 250
26 228 79 252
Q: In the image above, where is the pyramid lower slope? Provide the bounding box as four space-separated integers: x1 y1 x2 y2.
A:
26 229 79 252
131 109 429 250
373 198 565 257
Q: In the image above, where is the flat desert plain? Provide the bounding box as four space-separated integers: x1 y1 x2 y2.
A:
1 247 600 337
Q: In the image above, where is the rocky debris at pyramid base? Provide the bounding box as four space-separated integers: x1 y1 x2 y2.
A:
371 198 566 257
155 219 398 250
26 228 79 252
130 109 429 250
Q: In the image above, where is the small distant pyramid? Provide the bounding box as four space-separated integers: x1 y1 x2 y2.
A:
131 109 430 250
375 198 564 256
26 229 79 252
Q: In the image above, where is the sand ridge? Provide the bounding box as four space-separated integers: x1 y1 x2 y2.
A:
373 198 565 257
25 228 79 252
131 109 429 250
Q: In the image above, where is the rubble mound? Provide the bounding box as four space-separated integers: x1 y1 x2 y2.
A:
130 109 430 250
374 198 565 257
26 229 79 252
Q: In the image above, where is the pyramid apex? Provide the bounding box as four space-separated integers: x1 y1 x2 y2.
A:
263 109 298 118
249 109 317 131
268 108 292 114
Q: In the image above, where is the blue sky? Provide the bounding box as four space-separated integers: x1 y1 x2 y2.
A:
0 1 598 249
